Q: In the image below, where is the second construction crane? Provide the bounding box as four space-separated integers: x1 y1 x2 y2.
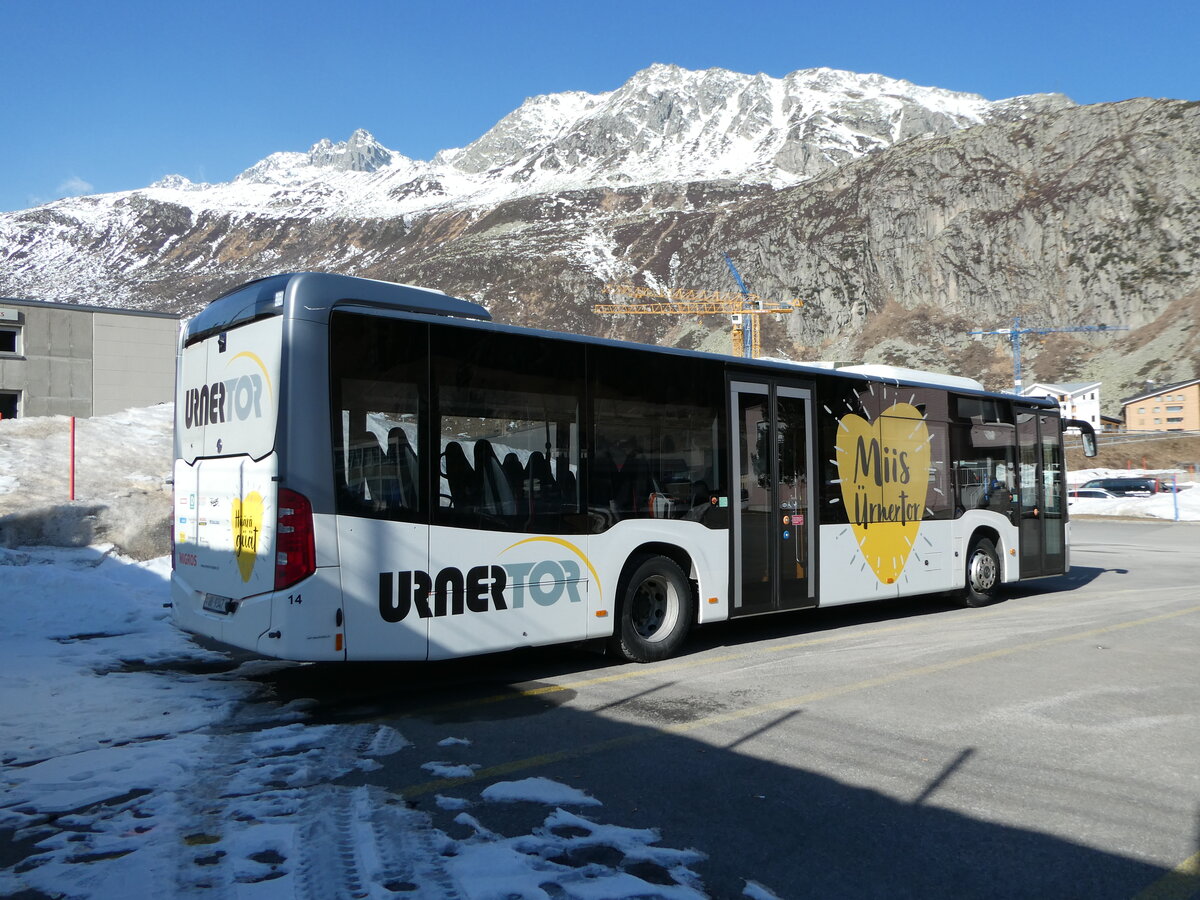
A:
595 255 800 359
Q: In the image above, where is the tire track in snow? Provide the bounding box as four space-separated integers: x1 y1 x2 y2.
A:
170 721 417 898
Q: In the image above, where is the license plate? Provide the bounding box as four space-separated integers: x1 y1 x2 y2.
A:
203 593 233 614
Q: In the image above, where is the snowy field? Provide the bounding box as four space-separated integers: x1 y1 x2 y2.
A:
2 406 1196 898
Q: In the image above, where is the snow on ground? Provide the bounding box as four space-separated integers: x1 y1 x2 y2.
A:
0 408 720 897
1068 468 1200 521
0 404 174 557
0 562 713 898
2 405 1196 898
0 549 713 897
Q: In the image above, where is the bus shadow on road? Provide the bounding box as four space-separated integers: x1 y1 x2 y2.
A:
229 588 1193 899
244 596 966 724
323 676 1183 900
1005 564 1129 600
243 565 1134 726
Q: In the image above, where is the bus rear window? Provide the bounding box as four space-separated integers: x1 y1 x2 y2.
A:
176 316 282 463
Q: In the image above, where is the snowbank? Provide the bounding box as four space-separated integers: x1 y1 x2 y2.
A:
0 405 173 558
1068 467 1199 521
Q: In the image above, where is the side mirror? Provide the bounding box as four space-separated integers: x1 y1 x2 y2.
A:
1063 419 1098 458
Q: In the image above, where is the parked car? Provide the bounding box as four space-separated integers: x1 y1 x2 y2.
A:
1069 487 1118 500
1081 477 1163 497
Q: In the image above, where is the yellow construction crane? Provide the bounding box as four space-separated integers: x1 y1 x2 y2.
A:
594 257 801 358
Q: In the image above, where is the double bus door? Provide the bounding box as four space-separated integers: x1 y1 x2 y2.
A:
1016 409 1066 577
730 379 817 614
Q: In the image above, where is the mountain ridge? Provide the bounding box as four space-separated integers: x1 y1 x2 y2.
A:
0 66 1194 411
11 64 1075 224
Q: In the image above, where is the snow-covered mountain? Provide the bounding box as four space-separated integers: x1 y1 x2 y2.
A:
2 65 1196 406
74 64 1073 220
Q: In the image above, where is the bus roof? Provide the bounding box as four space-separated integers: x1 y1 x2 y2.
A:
186 271 1058 410
184 272 490 346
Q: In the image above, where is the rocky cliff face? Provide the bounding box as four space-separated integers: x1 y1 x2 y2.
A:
0 67 1195 412
603 99 1200 359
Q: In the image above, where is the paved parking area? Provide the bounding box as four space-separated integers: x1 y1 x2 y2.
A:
278 519 1200 898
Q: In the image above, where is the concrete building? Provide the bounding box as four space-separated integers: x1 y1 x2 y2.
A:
1020 381 1102 431
0 297 179 420
1121 378 1200 432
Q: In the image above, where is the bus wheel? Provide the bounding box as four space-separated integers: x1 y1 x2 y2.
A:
962 537 1000 607
610 555 694 663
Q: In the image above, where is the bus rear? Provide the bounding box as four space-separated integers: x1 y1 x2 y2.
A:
170 276 332 658
171 273 492 661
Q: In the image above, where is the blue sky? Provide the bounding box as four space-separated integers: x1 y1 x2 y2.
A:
2 0 1196 213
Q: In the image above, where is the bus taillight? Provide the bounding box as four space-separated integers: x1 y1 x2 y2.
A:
275 488 316 590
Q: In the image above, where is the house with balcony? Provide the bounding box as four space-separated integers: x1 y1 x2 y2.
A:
1020 381 1102 431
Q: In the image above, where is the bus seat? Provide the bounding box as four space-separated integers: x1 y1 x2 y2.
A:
502 453 525 502
555 457 577 507
442 441 477 509
526 451 559 513
527 451 552 487
386 427 419 510
475 439 517 515
347 428 386 508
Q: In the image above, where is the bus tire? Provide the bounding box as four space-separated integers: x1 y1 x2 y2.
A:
609 554 694 663
962 536 1001 607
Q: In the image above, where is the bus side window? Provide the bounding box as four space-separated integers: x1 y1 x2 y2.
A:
951 395 1016 520
590 346 726 531
329 312 426 522
432 325 584 534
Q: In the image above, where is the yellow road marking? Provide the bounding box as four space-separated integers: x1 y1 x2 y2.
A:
401 602 1200 798
1133 851 1200 900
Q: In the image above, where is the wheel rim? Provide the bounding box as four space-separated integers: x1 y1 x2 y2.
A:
630 574 680 642
969 548 998 593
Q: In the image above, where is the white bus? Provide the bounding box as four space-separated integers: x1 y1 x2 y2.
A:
171 273 1096 663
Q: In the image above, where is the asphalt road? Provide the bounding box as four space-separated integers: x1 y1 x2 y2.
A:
265 519 1200 899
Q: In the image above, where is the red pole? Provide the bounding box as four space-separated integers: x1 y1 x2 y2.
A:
70 416 76 501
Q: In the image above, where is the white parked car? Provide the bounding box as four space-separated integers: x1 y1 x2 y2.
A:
1068 487 1118 503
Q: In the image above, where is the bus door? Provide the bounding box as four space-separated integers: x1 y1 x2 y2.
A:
1016 409 1066 577
730 380 816 614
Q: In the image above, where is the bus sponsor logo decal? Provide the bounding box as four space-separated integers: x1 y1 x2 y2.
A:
378 538 594 623
182 352 273 430
500 536 602 602
232 491 264 582
834 402 932 583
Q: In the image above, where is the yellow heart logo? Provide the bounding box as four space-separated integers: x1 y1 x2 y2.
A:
231 492 264 583
835 403 931 583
